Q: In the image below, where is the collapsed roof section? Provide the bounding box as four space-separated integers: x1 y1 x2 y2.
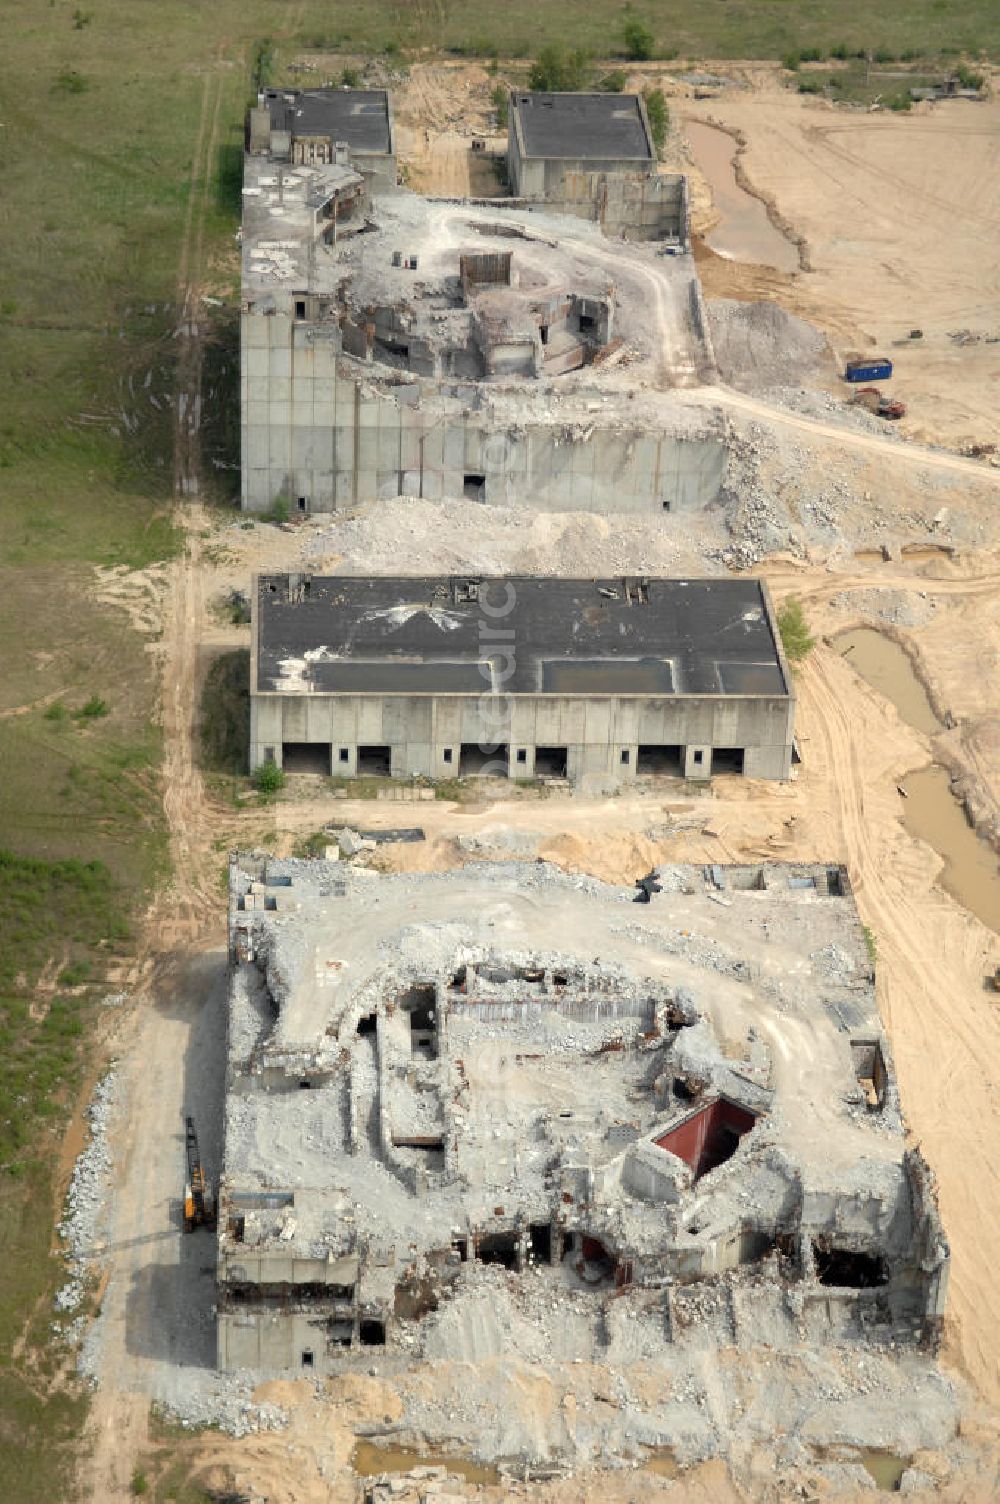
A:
218 857 949 1375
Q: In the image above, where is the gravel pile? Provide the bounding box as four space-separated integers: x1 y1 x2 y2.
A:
708 299 831 393
829 588 936 629
58 1069 119 1309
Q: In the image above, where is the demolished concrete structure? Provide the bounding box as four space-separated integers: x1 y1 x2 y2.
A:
507 91 687 242
218 857 949 1375
249 573 796 783
240 113 719 515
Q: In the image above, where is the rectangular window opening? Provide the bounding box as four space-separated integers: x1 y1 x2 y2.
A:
463 473 486 501
813 1245 889 1289
516 748 527 764
356 1013 377 1037
534 746 567 779
301 1349 314 1368
443 747 453 764
620 749 630 765
637 744 682 776
399 983 437 1059
476 1232 519 1270
359 1319 386 1346
357 745 392 777
459 742 508 777
712 747 745 775
295 299 307 319
281 742 331 776
338 747 350 763
297 495 307 512
528 1223 552 1264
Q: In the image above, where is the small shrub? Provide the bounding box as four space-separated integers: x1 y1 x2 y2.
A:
529 45 591 93
600 69 628 94
887 92 912 111
130 1471 148 1498
956 62 985 90
872 47 895 64
72 7 92 27
863 925 878 964
265 496 289 525
622 14 654 62
642 87 668 151
74 695 109 721
44 701 68 723
798 77 824 94
799 46 824 63
490 83 509 128
54 67 88 93
830 42 850 61
777 598 815 664
341 66 361 88
253 761 285 796
58 960 90 987
782 51 801 71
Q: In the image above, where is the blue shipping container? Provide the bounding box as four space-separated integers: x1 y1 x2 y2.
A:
845 358 893 382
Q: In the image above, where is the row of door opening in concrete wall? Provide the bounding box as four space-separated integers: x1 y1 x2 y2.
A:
275 743 747 777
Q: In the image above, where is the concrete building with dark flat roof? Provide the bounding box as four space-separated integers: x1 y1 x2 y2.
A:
507 92 687 241
248 87 396 192
249 574 795 783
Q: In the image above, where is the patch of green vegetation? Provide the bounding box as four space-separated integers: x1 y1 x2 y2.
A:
622 9 654 61
43 701 68 724
54 67 88 94
73 694 110 722
528 44 591 91
293 829 331 859
643 87 668 151
131 1469 150 1496
199 651 250 774
863 925 878 964
252 761 285 797
490 83 509 128
777 598 816 665
341 64 362 87
600 69 628 92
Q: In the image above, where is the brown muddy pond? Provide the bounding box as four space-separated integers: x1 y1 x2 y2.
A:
351 1440 501 1485
834 628 1000 934
685 119 800 273
859 1448 907 1490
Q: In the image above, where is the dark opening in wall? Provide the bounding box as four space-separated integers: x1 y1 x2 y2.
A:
295 299 307 319
463 473 486 500
529 1222 552 1263
579 312 596 332
328 1321 352 1349
443 747 453 764
477 1231 519 1269
534 746 567 778
827 866 847 896
399 983 437 1059
338 747 350 763
301 1349 314 1368
356 1013 376 1037
298 496 308 512
450 965 467 991
739 1227 778 1265
813 1245 889 1288
539 324 549 346
460 742 508 776
516 748 527 764
850 1039 888 1111
359 1319 386 1346
637 744 682 775
282 742 331 775
358 744 392 776
712 747 745 775
620 749 630 765
654 1097 758 1183
452 1235 469 1262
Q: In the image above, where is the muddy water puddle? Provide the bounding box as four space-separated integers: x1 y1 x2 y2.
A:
834 629 1000 933
859 1449 907 1490
835 628 942 737
685 120 799 272
351 1441 501 1484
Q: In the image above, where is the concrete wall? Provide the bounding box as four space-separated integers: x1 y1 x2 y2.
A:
506 134 687 241
241 313 725 514
250 690 795 783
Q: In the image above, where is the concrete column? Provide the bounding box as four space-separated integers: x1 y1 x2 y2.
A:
684 744 711 780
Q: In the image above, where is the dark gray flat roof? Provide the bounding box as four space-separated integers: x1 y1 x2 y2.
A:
264 88 392 155
255 576 788 699
512 92 653 162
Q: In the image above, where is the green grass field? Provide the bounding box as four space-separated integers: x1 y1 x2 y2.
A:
0 0 995 1496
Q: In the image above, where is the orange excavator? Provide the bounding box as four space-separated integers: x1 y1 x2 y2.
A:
183 1116 217 1233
